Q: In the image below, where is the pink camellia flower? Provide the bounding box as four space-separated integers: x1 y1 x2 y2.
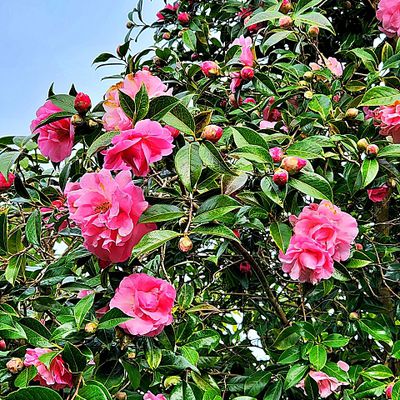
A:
65 169 156 264
310 62 321 71
326 57 343 77
230 71 242 93
260 120 277 130
269 147 284 163
232 35 255 67
103 103 132 132
40 199 68 231
31 101 75 163
386 382 394 399
337 360 350 372
156 11 165 21
0 172 15 191
367 185 389 202
376 0 400 37
279 235 334 284
243 97 256 104
103 119 174 176
374 101 400 143
290 201 358 262
363 106 375 120
123 70 172 99
240 66 254 80
201 61 220 77
143 392 167 400
24 348 73 390
77 289 95 299
297 371 347 398
177 12 190 24
110 273 176 337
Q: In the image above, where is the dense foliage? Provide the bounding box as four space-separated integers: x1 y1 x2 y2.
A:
1 0 400 399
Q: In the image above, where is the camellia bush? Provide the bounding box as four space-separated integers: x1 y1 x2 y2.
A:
2 0 400 398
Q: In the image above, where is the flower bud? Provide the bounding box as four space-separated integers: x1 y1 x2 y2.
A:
269 147 284 163
298 80 309 87
281 156 307 175
279 16 293 29
177 12 190 24
346 108 359 119
229 94 243 108
357 138 369 151
333 94 341 103
366 144 379 157
303 71 314 81
165 125 180 138
349 311 359 320
71 114 85 126
273 168 289 186
191 53 199 61
201 61 220 77
308 25 320 37
126 21 134 29
355 243 363 251
386 383 394 399
240 261 251 273
115 392 127 400
240 66 255 80
201 124 223 143
0 339 6 350
179 236 193 252
279 0 292 14
243 97 256 104
233 229 240 238
304 90 314 99
6 358 24 374
88 119 99 129
0 172 15 192
74 92 92 114
85 322 98 333
162 32 171 40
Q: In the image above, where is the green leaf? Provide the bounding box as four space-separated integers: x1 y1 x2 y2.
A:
5 254 26 286
289 172 333 201
274 326 300 350
188 329 220 351
183 30 197 51
32 111 74 131
0 151 19 177
147 96 180 120
231 126 268 149
358 319 393 345
146 344 163 370
278 347 301 365
14 366 37 388
86 131 119 158
62 342 87 373
178 284 195 308
287 140 323 160
284 364 308 390
121 361 141 389
262 31 292 51
199 142 234 175
182 346 199 366
261 176 286 208
193 195 241 224
296 0 324 14
322 361 348 383
5 387 63 400
20 317 53 347
192 225 241 242
118 90 136 120
360 158 379 188
392 382 400 400
48 94 76 113
378 144 400 158
93 52 116 64
354 381 386 398
77 384 112 400
245 11 283 26
74 293 95 330
309 345 327 370
244 371 271 397
175 143 202 192
308 94 332 120
322 333 350 348
163 103 195 135
0 208 8 255
360 86 400 107
392 340 400 359
131 230 180 258
270 222 292 253
263 381 283 400
140 204 185 223
25 209 41 245
98 308 132 330
134 84 149 121
294 12 335 34
362 365 394 380
170 382 197 400
232 145 273 164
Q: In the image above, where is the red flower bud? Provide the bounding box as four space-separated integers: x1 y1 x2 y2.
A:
165 125 180 138
233 229 240 238
74 92 92 114
279 0 292 14
355 243 363 251
386 383 394 399
0 172 15 192
269 147 284 163
367 185 389 203
240 261 251 274
243 97 256 104
366 144 379 157
191 53 199 61
201 61 220 77
240 66 255 80
0 340 6 350
201 125 223 143
281 156 307 175
177 12 190 24
162 32 171 40
279 16 293 28
273 168 289 186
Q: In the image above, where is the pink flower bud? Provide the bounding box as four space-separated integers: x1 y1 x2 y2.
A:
355 243 363 251
333 94 341 103
6 358 24 374
201 61 220 77
240 66 255 80
177 12 190 24
243 97 256 104
279 16 293 28
240 261 251 273
229 94 243 108
279 0 292 14
386 383 394 399
165 125 180 138
74 92 92 114
162 32 171 40
0 340 6 350
273 168 289 186
179 236 193 252
308 25 320 37
201 125 223 143
337 361 349 372
366 144 379 156
367 185 389 202
191 53 199 61
281 156 307 175
269 147 284 163
0 172 15 191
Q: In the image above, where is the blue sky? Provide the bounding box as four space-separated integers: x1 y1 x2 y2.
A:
0 0 163 136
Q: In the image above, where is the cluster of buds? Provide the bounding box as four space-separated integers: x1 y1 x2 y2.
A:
272 156 307 187
201 125 223 143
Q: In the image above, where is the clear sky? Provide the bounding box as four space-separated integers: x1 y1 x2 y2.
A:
0 0 163 136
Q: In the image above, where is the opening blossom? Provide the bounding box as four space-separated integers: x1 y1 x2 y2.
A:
374 101 400 143
31 100 75 163
376 0 400 37
297 371 348 398
64 169 156 264
24 348 73 390
110 273 176 337
367 185 389 202
103 119 174 177
232 35 255 67
143 392 167 400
